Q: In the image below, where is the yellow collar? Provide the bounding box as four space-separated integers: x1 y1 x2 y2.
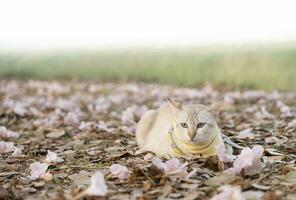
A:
167 128 219 157
167 129 186 156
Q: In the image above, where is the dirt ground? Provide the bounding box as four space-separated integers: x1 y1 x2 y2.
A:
0 80 296 200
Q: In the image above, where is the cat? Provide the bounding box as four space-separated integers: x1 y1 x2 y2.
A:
136 98 226 158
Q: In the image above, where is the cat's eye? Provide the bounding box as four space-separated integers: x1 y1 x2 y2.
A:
196 123 206 129
181 123 188 128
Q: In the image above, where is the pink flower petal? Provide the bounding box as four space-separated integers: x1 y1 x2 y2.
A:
12 148 22 156
27 162 49 181
0 126 19 138
97 121 114 133
85 171 108 196
276 100 292 116
121 105 148 126
211 185 245 200
0 141 22 156
64 112 80 126
237 128 255 140
151 157 167 170
216 145 237 163
45 150 64 163
0 141 16 153
151 157 190 178
110 164 130 180
164 158 181 172
79 121 94 131
225 145 264 176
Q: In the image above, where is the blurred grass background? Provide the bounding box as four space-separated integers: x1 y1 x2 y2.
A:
1 43 296 90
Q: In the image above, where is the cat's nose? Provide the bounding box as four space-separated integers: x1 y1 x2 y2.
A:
188 130 196 141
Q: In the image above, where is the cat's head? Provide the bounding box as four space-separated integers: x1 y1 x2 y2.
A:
168 98 219 144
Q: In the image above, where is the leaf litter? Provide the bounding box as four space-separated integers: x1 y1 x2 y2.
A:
0 80 296 199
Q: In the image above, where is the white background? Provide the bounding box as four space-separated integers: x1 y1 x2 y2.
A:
0 0 296 50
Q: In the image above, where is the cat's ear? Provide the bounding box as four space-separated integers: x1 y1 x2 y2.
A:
167 98 182 111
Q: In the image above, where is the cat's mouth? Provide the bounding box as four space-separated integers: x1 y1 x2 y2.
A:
181 133 218 152
181 132 218 146
169 129 219 155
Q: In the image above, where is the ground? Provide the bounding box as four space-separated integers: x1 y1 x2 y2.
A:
0 80 296 200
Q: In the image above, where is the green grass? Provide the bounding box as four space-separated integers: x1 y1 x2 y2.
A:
1 43 296 90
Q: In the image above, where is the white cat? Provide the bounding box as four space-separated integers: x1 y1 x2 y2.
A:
136 98 226 158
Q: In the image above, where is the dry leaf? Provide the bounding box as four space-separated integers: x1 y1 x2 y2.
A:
205 173 239 186
46 130 65 138
242 190 264 200
237 128 255 140
68 170 92 187
278 171 296 184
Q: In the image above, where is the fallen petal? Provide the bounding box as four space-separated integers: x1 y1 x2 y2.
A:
85 171 108 196
110 164 130 180
225 145 264 176
151 157 189 178
211 185 245 200
0 126 19 138
27 162 49 181
45 150 64 163
237 128 255 140
0 141 21 156
216 145 237 163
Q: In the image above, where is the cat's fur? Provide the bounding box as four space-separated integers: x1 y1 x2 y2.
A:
136 99 225 158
